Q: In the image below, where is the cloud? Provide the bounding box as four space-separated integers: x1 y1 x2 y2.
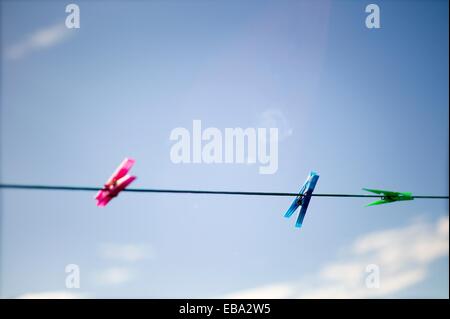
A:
95 267 134 286
223 216 449 299
94 243 152 287
99 243 153 263
17 290 87 299
224 283 296 299
5 23 72 60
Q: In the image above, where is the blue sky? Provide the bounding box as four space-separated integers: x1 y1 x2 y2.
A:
1 0 448 298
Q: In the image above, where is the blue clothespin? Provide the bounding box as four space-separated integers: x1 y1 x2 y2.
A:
284 171 320 228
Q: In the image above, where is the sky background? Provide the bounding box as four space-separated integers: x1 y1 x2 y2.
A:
0 0 448 298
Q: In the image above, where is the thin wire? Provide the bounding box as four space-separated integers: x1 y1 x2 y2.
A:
0 184 448 199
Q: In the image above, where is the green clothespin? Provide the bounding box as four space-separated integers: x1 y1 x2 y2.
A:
363 188 414 206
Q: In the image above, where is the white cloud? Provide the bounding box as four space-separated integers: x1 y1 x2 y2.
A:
95 267 134 286
94 243 151 287
99 243 152 263
223 216 449 299
5 23 72 60
17 290 87 299
224 283 295 299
